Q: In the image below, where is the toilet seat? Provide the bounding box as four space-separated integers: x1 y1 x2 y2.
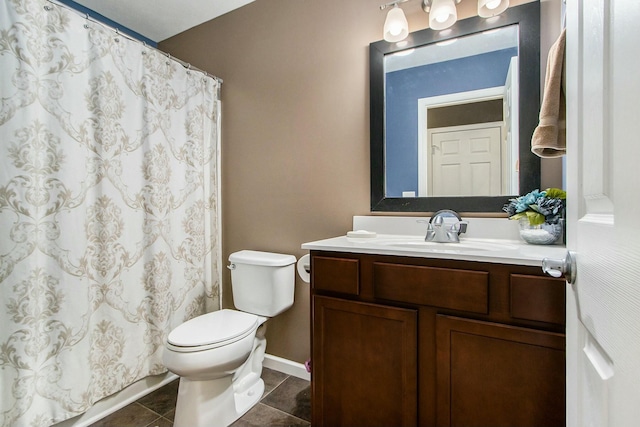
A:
166 309 259 353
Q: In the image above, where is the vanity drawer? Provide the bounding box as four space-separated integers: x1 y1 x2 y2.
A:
510 274 566 326
312 256 360 295
373 262 489 314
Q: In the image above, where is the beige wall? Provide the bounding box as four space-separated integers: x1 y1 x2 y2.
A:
160 0 563 364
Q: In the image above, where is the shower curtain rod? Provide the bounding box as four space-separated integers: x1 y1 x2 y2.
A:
46 0 223 84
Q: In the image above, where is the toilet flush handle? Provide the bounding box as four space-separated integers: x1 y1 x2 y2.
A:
227 263 236 270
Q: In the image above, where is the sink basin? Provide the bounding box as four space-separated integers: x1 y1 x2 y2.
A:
375 237 519 253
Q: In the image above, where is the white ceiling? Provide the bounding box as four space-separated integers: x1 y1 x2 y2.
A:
72 0 255 42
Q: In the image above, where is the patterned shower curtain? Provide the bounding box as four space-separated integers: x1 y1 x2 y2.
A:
0 0 221 425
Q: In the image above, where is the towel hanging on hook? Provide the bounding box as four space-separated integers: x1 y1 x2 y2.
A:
531 29 566 158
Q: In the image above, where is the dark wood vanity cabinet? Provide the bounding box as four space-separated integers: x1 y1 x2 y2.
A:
310 251 566 427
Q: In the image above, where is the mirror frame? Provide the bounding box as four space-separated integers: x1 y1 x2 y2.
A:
370 1 540 212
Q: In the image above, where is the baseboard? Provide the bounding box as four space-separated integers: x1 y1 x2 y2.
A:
51 371 178 427
263 353 311 381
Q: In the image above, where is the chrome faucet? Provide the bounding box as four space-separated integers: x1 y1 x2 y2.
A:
424 209 468 243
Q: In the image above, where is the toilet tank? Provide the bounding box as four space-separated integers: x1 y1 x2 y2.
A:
228 250 297 317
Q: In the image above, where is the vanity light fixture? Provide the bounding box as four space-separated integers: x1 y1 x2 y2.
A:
478 0 509 17
379 0 510 42
382 3 409 42
423 0 461 30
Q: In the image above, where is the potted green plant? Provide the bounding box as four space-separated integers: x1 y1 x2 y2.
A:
503 188 566 244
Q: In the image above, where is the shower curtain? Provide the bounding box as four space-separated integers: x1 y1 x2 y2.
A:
0 0 221 425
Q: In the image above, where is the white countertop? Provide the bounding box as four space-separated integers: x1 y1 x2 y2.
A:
301 234 567 267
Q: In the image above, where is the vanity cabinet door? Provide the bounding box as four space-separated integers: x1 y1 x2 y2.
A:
436 315 565 427
312 295 418 427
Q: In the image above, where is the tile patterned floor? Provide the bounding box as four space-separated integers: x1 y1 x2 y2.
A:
89 368 310 427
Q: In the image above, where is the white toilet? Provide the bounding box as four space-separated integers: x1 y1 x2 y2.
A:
163 250 297 427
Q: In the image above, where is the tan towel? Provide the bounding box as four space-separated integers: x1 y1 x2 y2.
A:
531 29 566 158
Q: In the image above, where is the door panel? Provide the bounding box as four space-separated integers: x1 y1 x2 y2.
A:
430 125 502 196
503 56 519 194
436 315 565 427
312 296 418 427
565 0 640 425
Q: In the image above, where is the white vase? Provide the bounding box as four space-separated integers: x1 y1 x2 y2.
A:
518 217 563 245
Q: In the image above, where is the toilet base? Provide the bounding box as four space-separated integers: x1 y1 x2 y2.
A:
173 375 264 427
172 321 268 427
234 376 265 418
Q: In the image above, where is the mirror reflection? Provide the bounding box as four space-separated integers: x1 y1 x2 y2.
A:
384 25 519 198
370 1 540 213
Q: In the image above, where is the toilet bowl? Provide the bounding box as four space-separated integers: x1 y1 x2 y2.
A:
163 250 296 427
163 309 268 427
164 309 264 380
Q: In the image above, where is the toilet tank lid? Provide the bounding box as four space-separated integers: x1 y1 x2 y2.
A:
229 250 296 267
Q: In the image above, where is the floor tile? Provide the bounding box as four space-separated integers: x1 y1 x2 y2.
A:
260 376 311 422
93 368 310 427
262 367 289 396
89 402 159 427
230 403 310 427
136 379 179 417
144 416 172 427
163 408 175 422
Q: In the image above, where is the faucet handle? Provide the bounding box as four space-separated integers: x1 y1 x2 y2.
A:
417 219 437 241
450 221 468 234
425 223 435 241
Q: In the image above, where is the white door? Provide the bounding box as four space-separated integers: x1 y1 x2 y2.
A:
565 0 640 426
429 124 502 196
503 56 519 195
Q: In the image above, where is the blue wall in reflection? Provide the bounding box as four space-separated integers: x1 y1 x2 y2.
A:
385 47 517 197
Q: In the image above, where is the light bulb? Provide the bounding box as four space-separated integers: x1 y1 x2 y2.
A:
435 12 450 23
429 0 457 31
383 5 409 42
478 0 509 17
389 23 403 36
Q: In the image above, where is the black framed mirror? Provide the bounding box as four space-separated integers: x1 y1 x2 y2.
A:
370 1 540 212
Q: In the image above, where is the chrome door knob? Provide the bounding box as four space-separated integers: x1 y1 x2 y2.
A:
542 251 577 284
